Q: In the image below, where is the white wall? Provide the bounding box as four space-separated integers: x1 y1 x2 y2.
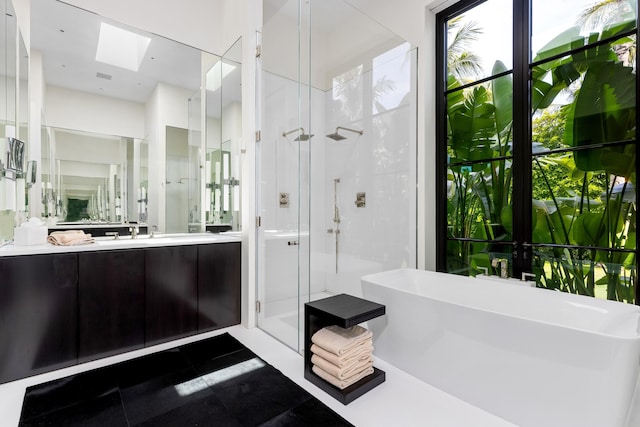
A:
45 86 145 138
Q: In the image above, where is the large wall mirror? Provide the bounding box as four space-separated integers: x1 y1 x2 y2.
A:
0 0 29 242
31 0 242 232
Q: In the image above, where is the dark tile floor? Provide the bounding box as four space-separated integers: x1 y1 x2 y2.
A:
18 333 353 427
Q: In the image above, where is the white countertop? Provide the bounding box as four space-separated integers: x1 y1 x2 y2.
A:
48 223 149 229
0 232 241 257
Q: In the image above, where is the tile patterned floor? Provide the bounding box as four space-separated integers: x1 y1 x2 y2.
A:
18 333 353 427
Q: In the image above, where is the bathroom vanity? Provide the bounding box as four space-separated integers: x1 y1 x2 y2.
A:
0 234 241 384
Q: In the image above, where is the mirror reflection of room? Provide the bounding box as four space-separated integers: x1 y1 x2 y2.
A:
26 0 242 233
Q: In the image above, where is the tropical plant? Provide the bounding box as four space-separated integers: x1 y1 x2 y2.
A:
445 5 637 303
529 8 636 302
447 16 484 82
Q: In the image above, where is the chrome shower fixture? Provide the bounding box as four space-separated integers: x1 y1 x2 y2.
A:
282 128 314 141
325 126 364 141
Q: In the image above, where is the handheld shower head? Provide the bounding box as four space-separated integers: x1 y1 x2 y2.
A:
283 128 314 141
325 126 363 141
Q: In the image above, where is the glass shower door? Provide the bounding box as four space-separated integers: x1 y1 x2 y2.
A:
256 0 312 352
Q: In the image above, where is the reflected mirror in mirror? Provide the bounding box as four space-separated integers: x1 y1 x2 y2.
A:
204 37 242 231
41 126 129 223
31 0 242 232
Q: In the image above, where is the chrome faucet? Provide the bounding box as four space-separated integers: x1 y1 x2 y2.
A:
491 258 509 278
150 225 158 238
129 223 139 239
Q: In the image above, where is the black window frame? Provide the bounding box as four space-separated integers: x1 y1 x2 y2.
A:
435 0 639 304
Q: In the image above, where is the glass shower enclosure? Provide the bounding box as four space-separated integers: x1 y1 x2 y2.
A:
257 0 418 352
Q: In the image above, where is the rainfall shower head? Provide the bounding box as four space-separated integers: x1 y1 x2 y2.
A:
325 126 364 141
283 128 314 141
326 132 346 141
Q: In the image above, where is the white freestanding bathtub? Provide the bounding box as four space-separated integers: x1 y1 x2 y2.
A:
361 268 640 427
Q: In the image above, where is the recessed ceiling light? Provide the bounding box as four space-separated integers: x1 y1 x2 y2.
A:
95 22 151 72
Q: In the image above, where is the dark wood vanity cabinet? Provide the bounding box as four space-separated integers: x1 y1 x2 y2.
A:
0 241 240 384
78 249 145 363
198 242 241 331
0 253 78 383
145 245 198 346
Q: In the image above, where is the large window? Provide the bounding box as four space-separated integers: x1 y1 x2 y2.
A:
436 0 638 304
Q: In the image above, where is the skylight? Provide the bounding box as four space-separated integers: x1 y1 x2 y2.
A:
206 61 237 92
95 22 151 72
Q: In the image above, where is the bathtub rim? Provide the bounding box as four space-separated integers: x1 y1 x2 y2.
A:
361 268 640 341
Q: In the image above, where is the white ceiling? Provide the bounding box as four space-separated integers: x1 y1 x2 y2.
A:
31 0 207 105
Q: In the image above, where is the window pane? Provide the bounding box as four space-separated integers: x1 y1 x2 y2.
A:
532 147 635 247
447 239 513 277
533 247 636 303
447 76 513 164
532 37 636 150
446 0 512 83
532 0 636 61
372 42 413 114
447 158 513 242
332 65 364 124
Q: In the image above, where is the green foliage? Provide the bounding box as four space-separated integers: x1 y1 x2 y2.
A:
446 13 637 303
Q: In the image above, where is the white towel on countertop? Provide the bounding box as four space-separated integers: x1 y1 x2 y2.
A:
312 364 374 390
311 353 373 380
47 230 95 246
310 342 373 368
311 325 372 356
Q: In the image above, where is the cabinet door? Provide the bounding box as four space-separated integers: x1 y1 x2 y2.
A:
145 245 198 346
78 250 145 363
197 242 241 331
0 253 78 384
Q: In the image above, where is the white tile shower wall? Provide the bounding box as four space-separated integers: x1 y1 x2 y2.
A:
320 47 417 297
261 44 416 305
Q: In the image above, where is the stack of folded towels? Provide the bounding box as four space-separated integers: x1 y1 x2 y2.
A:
47 230 95 246
310 324 374 389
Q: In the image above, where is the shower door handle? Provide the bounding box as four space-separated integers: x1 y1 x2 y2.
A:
288 240 299 246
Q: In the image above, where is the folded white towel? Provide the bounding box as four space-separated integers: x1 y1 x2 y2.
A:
312 364 374 390
311 325 372 356
311 353 373 380
47 230 95 246
311 342 373 367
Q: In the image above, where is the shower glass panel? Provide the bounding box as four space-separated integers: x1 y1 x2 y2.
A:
258 0 417 352
258 0 312 351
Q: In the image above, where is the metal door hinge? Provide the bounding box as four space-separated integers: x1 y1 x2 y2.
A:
256 216 262 227
255 130 261 142
256 45 262 58
256 300 261 313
